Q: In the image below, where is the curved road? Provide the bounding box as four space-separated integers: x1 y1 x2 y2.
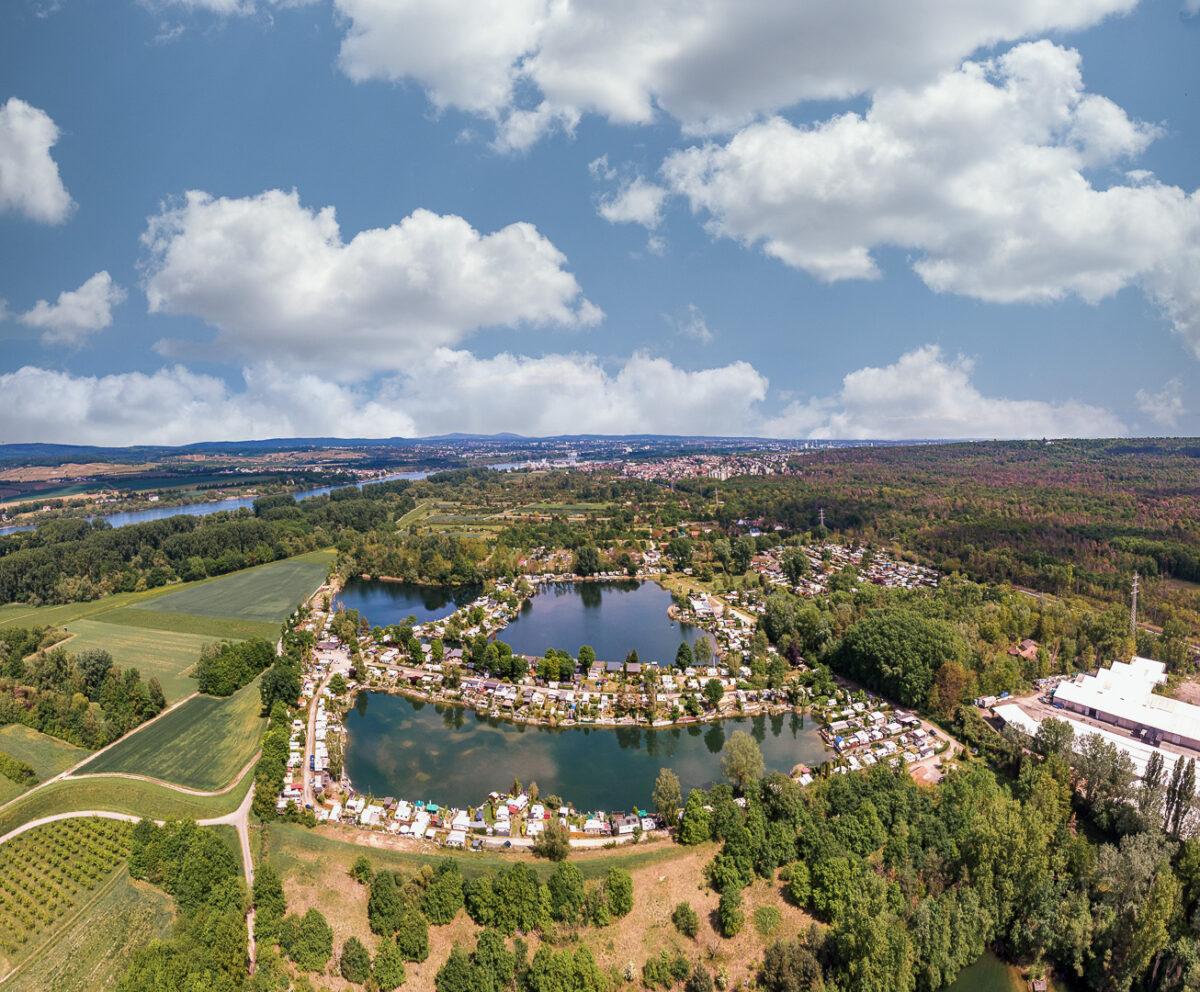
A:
0 780 259 972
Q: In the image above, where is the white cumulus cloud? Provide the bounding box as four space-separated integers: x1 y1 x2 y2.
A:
1135 378 1186 429
0 351 765 445
19 271 126 345
762 345 1126 439
597 176 667 230
329 0 1136 146
141 189 601 376
0 364 418 447
0 97 74 224
663 42 1200 353
0 346 1131 445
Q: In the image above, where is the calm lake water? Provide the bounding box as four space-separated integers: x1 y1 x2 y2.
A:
337 578 485 626
343 692 826 811
501 581 715 665
0 471 430 535
945 952 1025 992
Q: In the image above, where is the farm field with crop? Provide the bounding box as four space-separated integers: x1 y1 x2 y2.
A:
58 618 215 703
137 550 334 623
73 677 267 791
0 818 131 980
3 867 174 992
0 767 254 840
86 606 278 641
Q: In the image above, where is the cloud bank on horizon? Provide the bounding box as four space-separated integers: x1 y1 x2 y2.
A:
0 0 1196 444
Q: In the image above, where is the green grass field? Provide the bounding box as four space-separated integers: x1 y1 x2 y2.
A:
72 677 267 791
85 607 278 643
0 585 181 631
0 725 88 781
0 767 254 839
2 867 174 992
138 551 333 623
58 619 215 704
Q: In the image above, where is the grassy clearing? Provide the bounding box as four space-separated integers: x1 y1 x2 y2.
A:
398 500 439 528
59 618 216 704
0 766 254 839
73 677 266 791
0 818 131 978
0 549 333 633
86 607 279 642
0 725 88 780
139 552 334 623
3 867 174 992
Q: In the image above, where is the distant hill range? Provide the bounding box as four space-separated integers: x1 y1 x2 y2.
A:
0 434 934 463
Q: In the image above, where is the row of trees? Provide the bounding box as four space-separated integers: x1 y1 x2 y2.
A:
0 637 165 748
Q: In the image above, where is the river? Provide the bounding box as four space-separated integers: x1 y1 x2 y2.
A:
342 692 825 811
0 470 431 536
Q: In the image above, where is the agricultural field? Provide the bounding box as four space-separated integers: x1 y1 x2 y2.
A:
0 818 131 980
0 767 254 839
0 585 182 632
137 550 334 624
72 676 267 791
0 726 88 805
0 725 87 781
85 606 278 642
3 868 174 992
57 618 216 703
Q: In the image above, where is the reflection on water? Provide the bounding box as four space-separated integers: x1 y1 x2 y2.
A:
343 691 828 811
499 580 716 665
336 578 484 626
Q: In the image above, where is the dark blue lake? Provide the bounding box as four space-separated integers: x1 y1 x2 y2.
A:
336 578 485 626
343 692 826 811
500 581 715 665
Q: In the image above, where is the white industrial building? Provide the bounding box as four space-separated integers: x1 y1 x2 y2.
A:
994 703 1186 782
1051 657 1200 751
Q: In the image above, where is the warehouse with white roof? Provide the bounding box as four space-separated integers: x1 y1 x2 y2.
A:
1051 657 1200 750
993 703 1186 782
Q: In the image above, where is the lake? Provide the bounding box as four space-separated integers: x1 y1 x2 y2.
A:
945 952 1026 992
0 470 430 535
336 578 485 626
342 692 826 811
500 581 714 665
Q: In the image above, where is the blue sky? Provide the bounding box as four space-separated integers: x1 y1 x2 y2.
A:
1 0 1198 444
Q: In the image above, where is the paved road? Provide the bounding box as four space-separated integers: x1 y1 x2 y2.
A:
303 671 334 809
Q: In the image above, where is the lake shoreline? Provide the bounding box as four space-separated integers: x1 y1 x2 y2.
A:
337 688 826 814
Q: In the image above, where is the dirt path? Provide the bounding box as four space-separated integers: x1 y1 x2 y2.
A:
66 753 261 797
0 781 260 972
0 691 202 818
